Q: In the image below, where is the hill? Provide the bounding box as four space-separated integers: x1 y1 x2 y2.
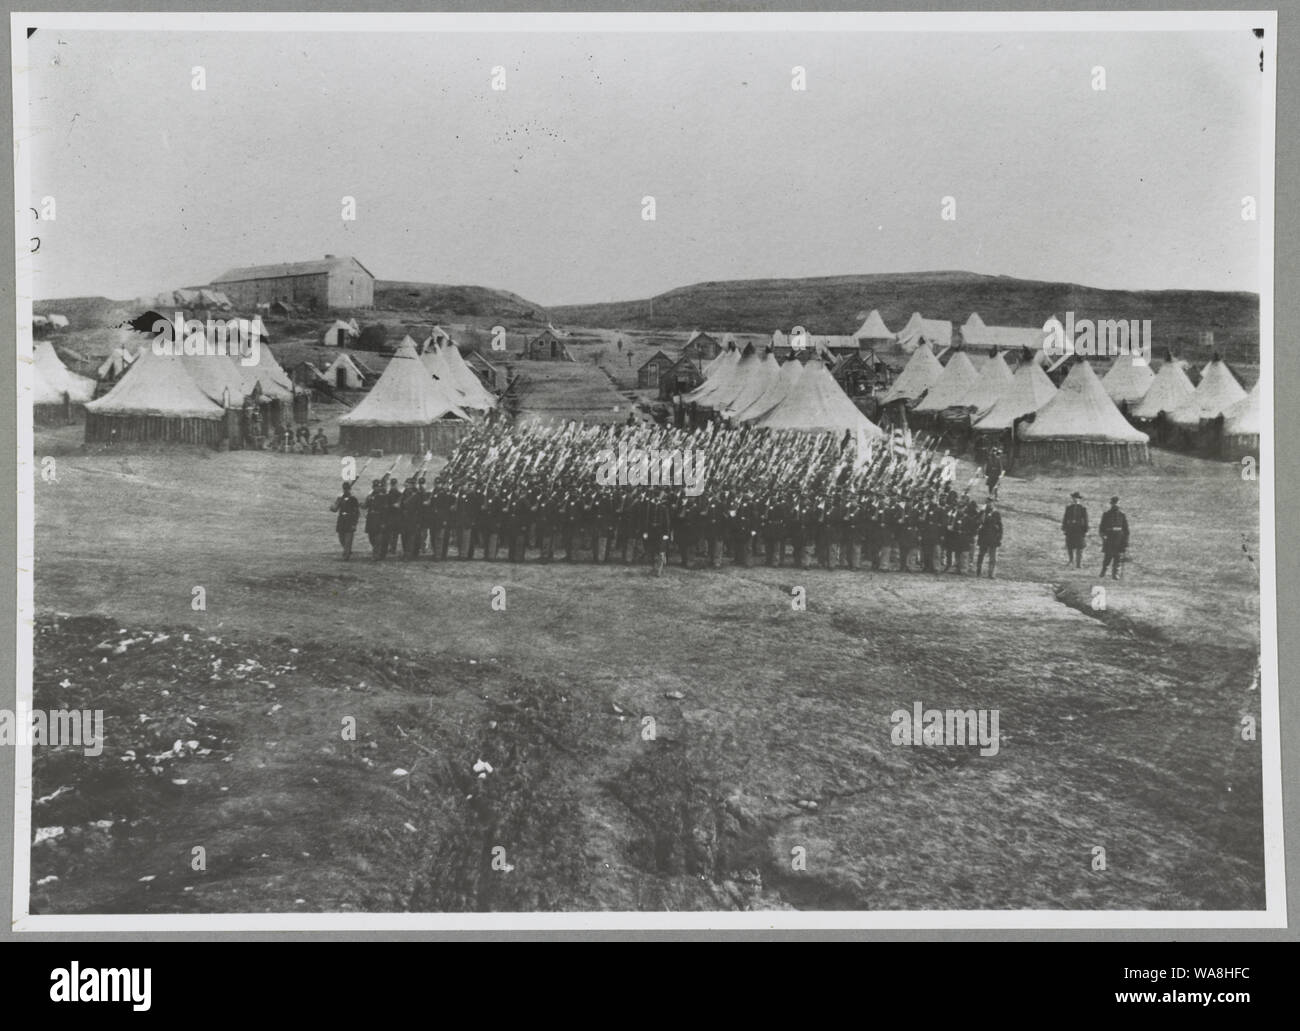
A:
374 281 548 322
550 271 1260 363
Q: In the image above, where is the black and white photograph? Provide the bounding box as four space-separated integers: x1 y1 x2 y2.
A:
9 10 1283 931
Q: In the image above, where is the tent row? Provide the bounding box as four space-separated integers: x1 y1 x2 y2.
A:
682 344 883 437
82 342 298 444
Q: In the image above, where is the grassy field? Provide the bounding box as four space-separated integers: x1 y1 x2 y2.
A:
27 426 1264 913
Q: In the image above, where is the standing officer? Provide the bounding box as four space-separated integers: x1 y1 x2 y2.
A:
1099 495 1130 580
1062 491 1089 569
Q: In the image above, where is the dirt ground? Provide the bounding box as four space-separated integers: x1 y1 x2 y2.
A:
27 426 1264 913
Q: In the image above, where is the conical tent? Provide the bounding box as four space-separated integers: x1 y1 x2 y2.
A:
688 348 752 409
973 360 1057 432
84 348 226 443
1169 359 1247 427
880 342 943 405
1018 360 1149 466
960 351 1013 418
962 313 987 344
420 343 480 409
685 347 739 405
97 344 142 381
1223 382 1260 437
34 341 95 402
734 357 804 423
914 351 978 412
720 351 780 418
707 349 762 411
854 309 894 340
440 342 498 409
1102 353 1155 405
754 361 884 436
340 339 469 454
1131 360 1195 420
894 312 952 353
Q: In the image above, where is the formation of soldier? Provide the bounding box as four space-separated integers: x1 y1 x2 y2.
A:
330 420 1010 577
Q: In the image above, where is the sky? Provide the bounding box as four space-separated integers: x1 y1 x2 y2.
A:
22 26 1266 305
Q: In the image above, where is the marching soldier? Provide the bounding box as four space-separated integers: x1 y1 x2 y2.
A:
1099 495 1129 580
362 478 384 559
329 480 361 560
637 489 673 577
922 497 946 573
401 478 423 558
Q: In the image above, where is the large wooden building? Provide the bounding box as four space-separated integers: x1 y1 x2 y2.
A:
212 255 375 310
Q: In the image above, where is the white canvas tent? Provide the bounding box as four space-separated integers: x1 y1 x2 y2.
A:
734 356 803 423
1221 382 1260 458
853 309 894 342
84 348 227 443
880 342 943 406
753 360 883 436
685 347 748 409
1018 360 1149 466
1102 354 1156 407
894 312 952 353
973 360 1058 433
340 338 470 454
959 351 1013 419
34 341 95 403
1131 359 1196 421
1169 358 1246 428
719 350 780 419
440 342 498 409
913 351 978 413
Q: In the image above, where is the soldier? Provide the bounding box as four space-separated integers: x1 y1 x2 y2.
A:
985 447 1004 499
401 478 423 558
976 499 1003 578
616 491 642 564
637 489 673 576
559 488 582 562
1099 495 1129 580
705 492 727 568
921 497 946 573
429 483 453 560
329 480 361 560
595 490 620 564
731 491 757 567
362 478 384 559
843 489 868 571
895 499 921 573
953 492 979 574
942 495 963 572
676 494 701 569
311 428 330 455
762 491 785 567
1062 491 1089 569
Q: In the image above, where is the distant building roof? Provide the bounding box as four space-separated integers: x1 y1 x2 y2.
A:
214 255 375 283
